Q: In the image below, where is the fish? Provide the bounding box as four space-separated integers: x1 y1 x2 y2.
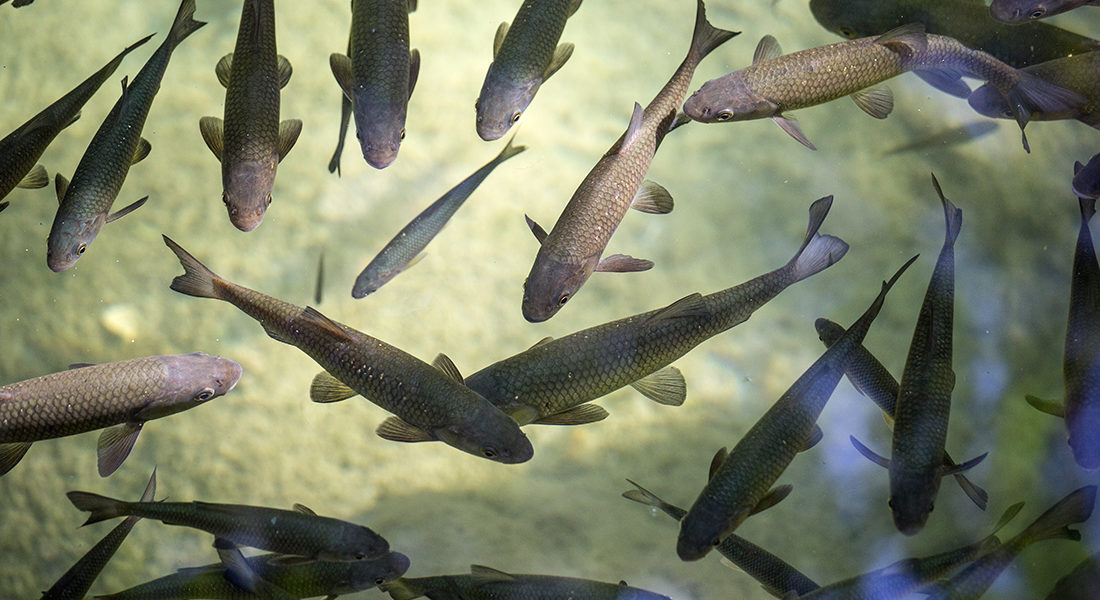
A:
382 566 672 600
352 136 527 297
162 235 534 464
466 196 848 427
0 352 241 477
925 485 1096 600
66 485 390 563
520 0 737 322
330 0 419 169
0 34 152 208
814 318 989 509
314 249 325 304
990 0 1099 23
199 0 302 232
0 0 35 6
968 51 1100 131
327 38 354 176
682 24 1086 152
96 548 411 600
850 174 986 536
622 479 820 598
1074 153 1100 201
45 0 206 271
474 0 582 141
808 0 1100 69
1045 550 1100 600
41 469 157 600
881 121 998 156
676 254 917 561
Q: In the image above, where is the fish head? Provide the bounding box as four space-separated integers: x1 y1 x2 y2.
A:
354 101 405 169
808 0 878 40
676 502 747 561
683 74 776 123
888 467 940 536
474 74 539 141
1067 402 1100 470
351 268 393 299
321 523 392 562
521 253 596 323
437 404 534 464
223 157 278 232
46 213 106 272
967 84 1014 121
989 0 1049 23
133 353 243 421
341 552 412 593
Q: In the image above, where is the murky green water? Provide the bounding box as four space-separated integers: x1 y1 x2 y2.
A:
1 1 1098 598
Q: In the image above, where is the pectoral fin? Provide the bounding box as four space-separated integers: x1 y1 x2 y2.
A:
17 164 48 189
54 174 69 202
97 423 142 477
749 484 793 516
644 293 708 324
525 214 548 244
215 53 233 87
277 119 303 162
277 55 293 89
942 452 987 476
850 86 893 119
533 403 609 425
376 417 436 443
543 43 574 80
630 366 686 406
131 138 151 165
850 435 890 469
330 53 354 99
0 442 32 476
106 197 148 224
408 48 420 98
310 371 358 403
293 503 317 516
630 180 673 214
753 35 782 63
1026 394 1065 418
431 353 464 382
594 254 653 272
199 116 224 160
492 21 509 58
773 115 816 150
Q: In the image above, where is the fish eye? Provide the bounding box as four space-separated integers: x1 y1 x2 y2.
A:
511 111 522 123
1030 8 1045 18
221 192 229 206
195 388 215 401
399 128 406 140
887 498 894 509
77 244 87 255
558 293 570 306
838 27 855 38
482 447 498 458
1001 109 1014 119
265 194 272 207
711 538 721 547
374 577 386 585
354 552 366 560
715 111 733 121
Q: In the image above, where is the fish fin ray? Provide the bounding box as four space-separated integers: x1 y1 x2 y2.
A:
749 484 793 516
66 490 128 525
930 173 963 245
215 53 232 87
54 174 69 202
525 214 548 244
690 0 739 60
140 467 157 502
850 435 890 469
618 102 645 153
643 293 709 325
165 0 206 49
492 21 508 58
773 115 816 150
708 447 729 480
277 119 303 162
630 180 674 214
528 336 554 349
1019 486 1096 544
199 116 224 161
912 69 971 98
130 138 152 165
97 423 142 477
292 503 317 515
873 23 927 54
408 48 420 98
622 479 682 520
164 235 228 300
1025 394 1065 418
0 442 31 476
941 452 987 476
106 196 148 224
310 371 358 403
566 0 582 17
630 366 686 406
753 35 781 63
595 254 653 272
851 86 893 119
299 307 356 342
277 55 293 89
17 164 48 189
945 450 989 510
787 196 848 282
532 403 608 425
470 565 516 583
330 53 354 98
431 353 464 382
543 43 574 80
376 417 436 443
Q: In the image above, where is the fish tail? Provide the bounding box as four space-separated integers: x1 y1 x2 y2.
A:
164 0 207 50
1000 71 1086 130
163 235 227 300
930 173 962 247
493 134 527 165
1017 486 1096 547
787 196 849 282
65 491 132 526
1079 196 1096 222
688 0 739 62
622 479 684 520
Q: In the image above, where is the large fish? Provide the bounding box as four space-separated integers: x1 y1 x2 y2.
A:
353 136 526 297
41 469 157 600
474 0 581 141
808 0 1099 69
676 255 917 561
990 0 1099 23
0 352 241 477
0 35 151 208
382 566 671 600
330 0 419 169
520 0 737 322
466 197 847 427
968 51 1100 130
163 236 533 464
199 0 302 232
682 24 1085 152
46 0 206 271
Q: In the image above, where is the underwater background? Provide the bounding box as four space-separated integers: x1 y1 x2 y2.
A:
1 0 1099 598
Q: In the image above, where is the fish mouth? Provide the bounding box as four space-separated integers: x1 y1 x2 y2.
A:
675 538 709 562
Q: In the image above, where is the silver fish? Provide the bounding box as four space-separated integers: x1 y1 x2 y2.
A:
990 0 1099 23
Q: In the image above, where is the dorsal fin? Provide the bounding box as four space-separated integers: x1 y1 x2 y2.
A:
293 503 317 516
708 447 729 480
753 35 781 63
432 353 463 382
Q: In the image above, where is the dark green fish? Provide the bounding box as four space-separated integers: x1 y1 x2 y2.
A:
330 0 419 169
474 0 581 141
46 0 205 271
163 236 533 464
808 0 1099 68
926 486 1096 600
682 24 1085 151
199 0 302 232
0 352 241 477
814 318 988 509
0 35 151 207
41 469 156 600
467 197 847 427
520 0 737 322
0 0 35 7
382 566 671 600
676 255 916 561
1045 550 1100 600
968 51 1100 130
990 0 1099 23
622 479 819 599
352 137 526 297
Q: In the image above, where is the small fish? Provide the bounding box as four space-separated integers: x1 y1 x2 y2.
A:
0 0 35 6
314 249 325 305
1045 550 1100 600
521 0 737 322
926 486 1096 600
163 235 533 464
0 35 151 208
382 566 672 600
882 121 998 156
467 196 847 427
474 0 581 141
808 0 1100 69
327 62 354 175
41 469 156 600
1074 153 1100 201
0 352 241 477
676 254 917 561
990 0 1099 22
330 0 419 169
199 0 302 232
46 0 206 271
682 24 1085 152
353 136 526 297
968 51 1100 131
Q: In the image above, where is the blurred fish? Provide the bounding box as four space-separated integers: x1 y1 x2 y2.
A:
521 0 737 322
327 38 354 176
676 254 917 561
314 249 325 304
1045 550 1100 600
968 51 1100 130
808 0 1099 68
382 566 671 600
1074 153 1100 200
0 35 150 208
330 0 419 169
990 0 1098 23
41 469 156 600
0 0 35 6
682 24 1085 152
199 0 302 232
467 196 848 427
46 0 206 271
815 318 989 509
0 352 241 477
353 137 526 297
163 236 533 464
882 121 998 155
474 0 581 141
622 479 820 598
926 486 1096 600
